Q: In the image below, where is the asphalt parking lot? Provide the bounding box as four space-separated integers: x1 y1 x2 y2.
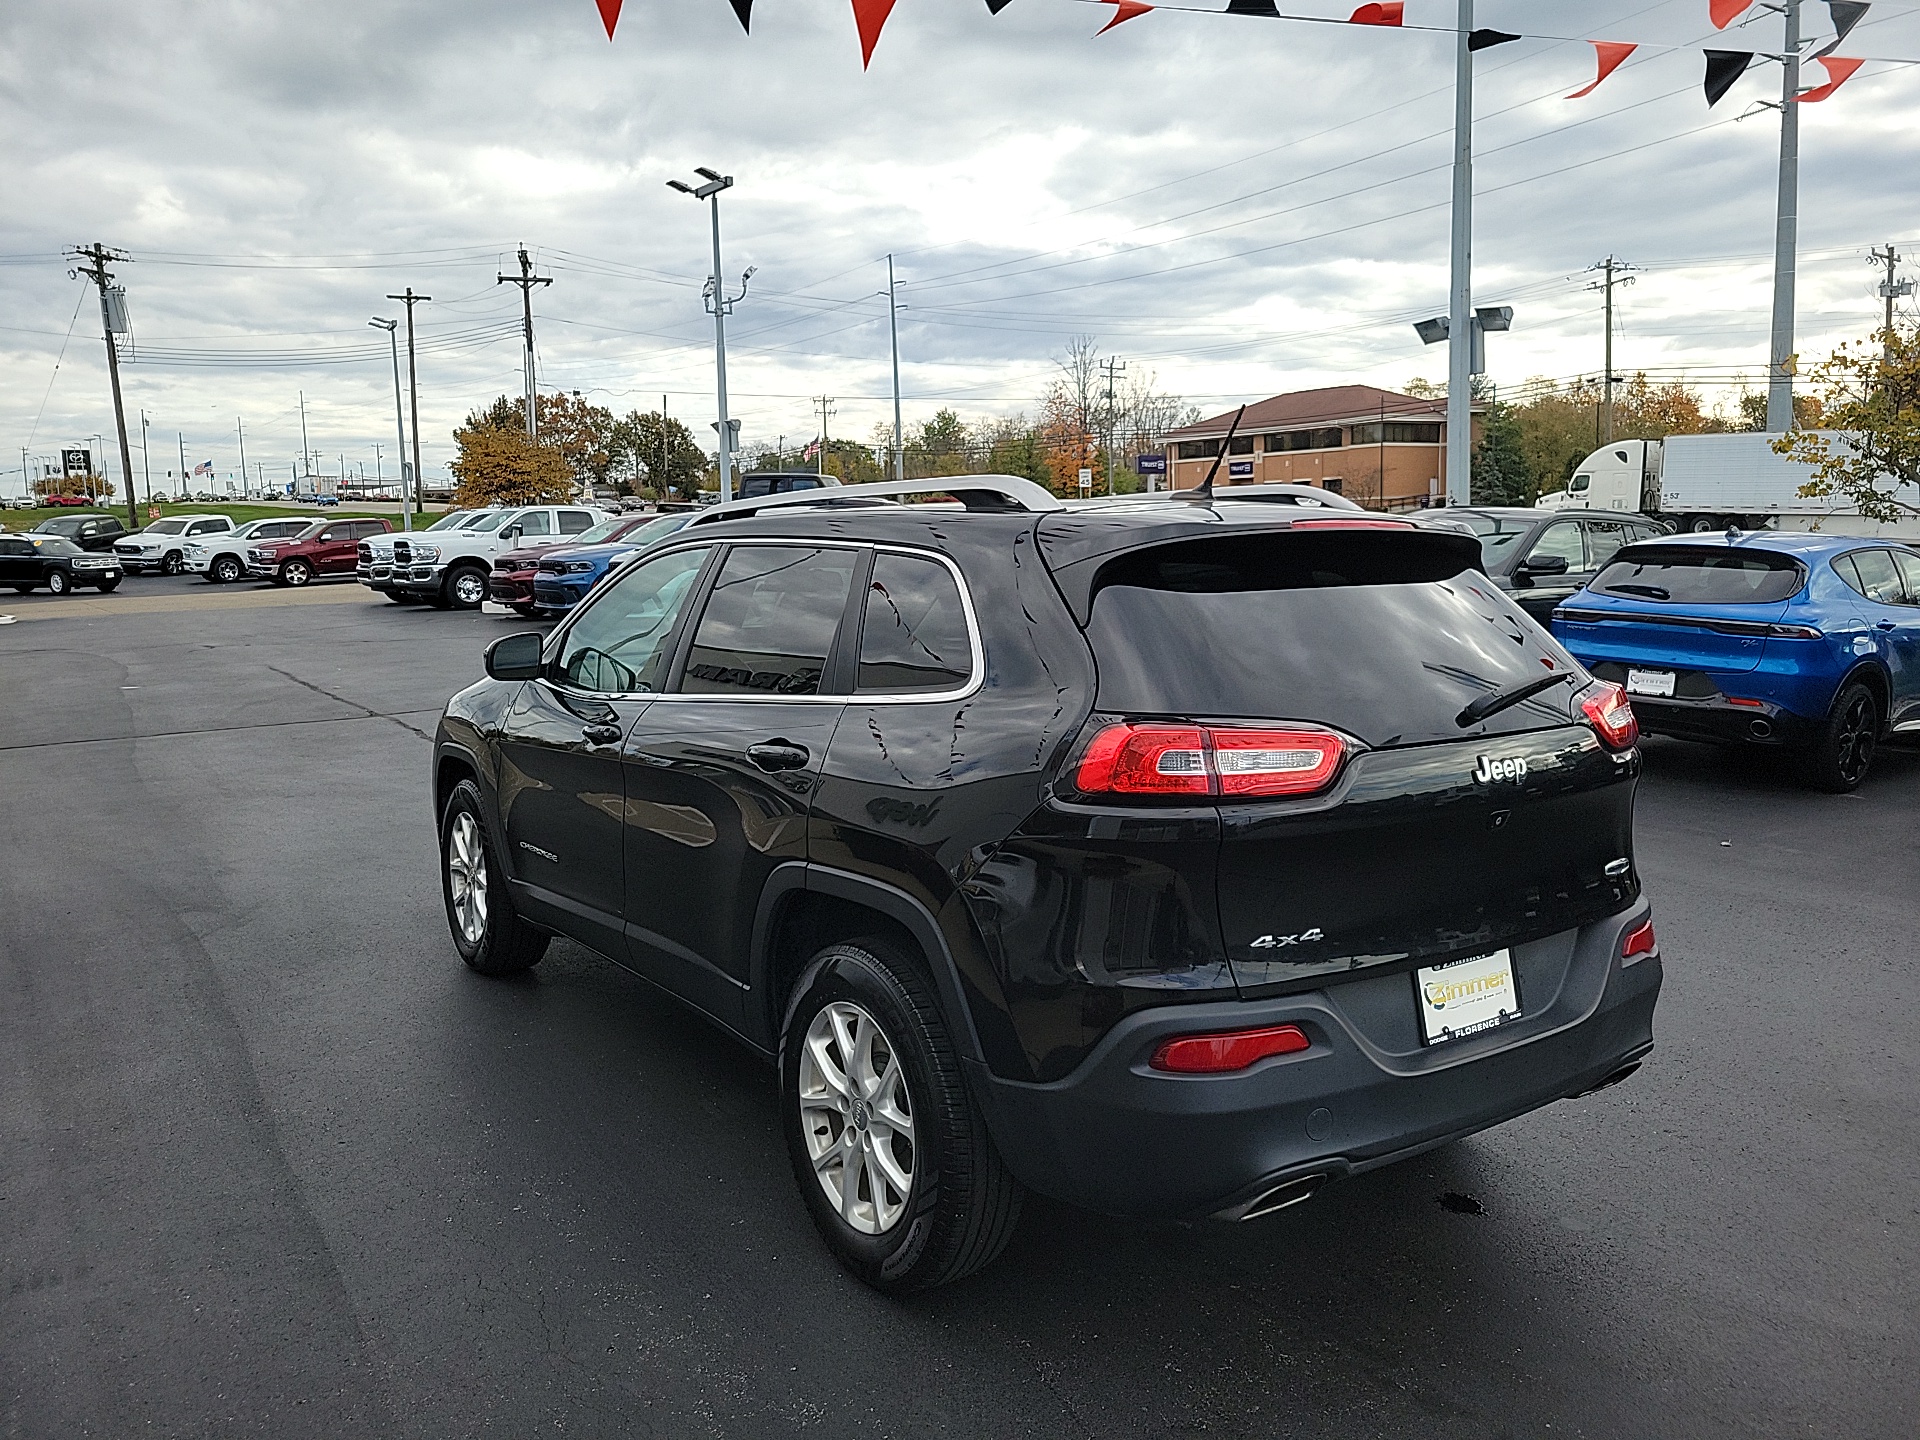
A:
2 573 1915 1439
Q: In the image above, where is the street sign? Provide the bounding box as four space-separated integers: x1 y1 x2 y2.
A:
1077 467 1092 490
1135 454 1167 476
1228 460 1254 479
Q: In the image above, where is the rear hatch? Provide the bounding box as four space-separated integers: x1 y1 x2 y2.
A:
1043 522 1639 997
1552 542 1808 678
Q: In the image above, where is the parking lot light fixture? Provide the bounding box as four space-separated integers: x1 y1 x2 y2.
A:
370 317 410 531
669 168 741 502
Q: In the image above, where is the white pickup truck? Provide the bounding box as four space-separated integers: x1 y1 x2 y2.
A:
112 514 237 575
386 504 608 609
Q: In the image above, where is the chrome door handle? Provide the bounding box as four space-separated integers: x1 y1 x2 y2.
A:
746 740 810 772
582 723 623 746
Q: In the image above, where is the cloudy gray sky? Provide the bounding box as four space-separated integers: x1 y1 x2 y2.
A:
4 0 1918 494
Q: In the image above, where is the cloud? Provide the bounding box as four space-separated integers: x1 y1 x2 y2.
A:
3 0 1918 492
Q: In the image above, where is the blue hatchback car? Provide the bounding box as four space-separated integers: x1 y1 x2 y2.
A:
1551 531 1920 790
530 512 695 614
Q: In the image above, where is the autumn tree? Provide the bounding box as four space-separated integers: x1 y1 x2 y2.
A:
450 403 574 508
1774 323 1920 522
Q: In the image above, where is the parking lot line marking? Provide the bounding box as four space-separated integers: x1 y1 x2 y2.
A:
1 585 378 622
0 708 445 754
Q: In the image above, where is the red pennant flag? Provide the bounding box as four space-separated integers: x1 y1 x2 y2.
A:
1795 55 1864 101
1709 0 1751 28
595 0 621 40
852 0 899 67
1348 2 1403 23
1097 1 1153 34
1566 41 1636 99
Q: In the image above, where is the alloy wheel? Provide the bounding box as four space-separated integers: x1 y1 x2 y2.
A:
213 556 242 583
446 810 488 944
1834 691 1875 787
452 570 487 607
798 1000 915 1235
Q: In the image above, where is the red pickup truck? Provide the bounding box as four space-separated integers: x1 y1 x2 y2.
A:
246 517 393 586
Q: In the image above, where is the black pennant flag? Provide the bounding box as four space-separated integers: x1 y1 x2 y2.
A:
1225 1 1281 15
1816 1 1869 57
1467 29 1522 51
727 0 752 32
1704 49 1754 106
984 0 1016 12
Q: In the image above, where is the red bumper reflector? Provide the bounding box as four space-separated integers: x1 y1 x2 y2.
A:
1150 1024 1312 1073
1621 920 1657 960
1727 697 1764 708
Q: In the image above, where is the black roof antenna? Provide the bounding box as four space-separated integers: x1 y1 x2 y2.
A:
1193 404 1248 500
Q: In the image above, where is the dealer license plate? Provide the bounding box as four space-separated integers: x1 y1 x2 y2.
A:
1626 667 1676 698
1415 950 1521 1045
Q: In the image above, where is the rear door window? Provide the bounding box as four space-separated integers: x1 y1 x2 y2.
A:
558 510 594 534
857 553 973 694
1080 531 1572 746
1583 519 1633 567
557 546 710 694
1593 546 1805 604
681 545 859 697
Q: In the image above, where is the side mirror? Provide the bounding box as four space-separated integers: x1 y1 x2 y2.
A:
1521 553 1569 576
502 525 522 542
485 631 546 681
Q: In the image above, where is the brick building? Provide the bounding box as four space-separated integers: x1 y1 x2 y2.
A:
1159 384 1480 510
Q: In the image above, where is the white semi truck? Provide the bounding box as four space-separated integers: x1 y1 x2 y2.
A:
1536 432 1920 538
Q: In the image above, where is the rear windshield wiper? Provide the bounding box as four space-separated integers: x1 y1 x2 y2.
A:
1606 583 1671 599
1456 671 1575 728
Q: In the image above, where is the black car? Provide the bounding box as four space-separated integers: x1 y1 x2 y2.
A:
0 533 122 593
1412 507 1667 621
27 512 128 552
432 478 1661 1293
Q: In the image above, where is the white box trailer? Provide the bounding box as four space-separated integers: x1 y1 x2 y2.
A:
1537 433 1920 538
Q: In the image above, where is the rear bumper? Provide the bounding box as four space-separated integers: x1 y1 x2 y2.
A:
967 902 1660 1221
1629 694 1820 747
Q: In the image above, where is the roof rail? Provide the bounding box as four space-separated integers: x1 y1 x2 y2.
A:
686 474 1061 527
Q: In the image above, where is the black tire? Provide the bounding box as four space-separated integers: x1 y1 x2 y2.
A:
447 565 489 610
1686 515 1723 534
439 780 549 976
512 601 538 619
210 554 243 584
160 550 184 576
45 569 70 596
781 939 1022 1295
281 559 313 587
1805 680 1879 792
10 584 32 595
95 580 120 593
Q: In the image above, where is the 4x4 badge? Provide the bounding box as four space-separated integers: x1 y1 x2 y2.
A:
1473 754 1528 783
1249 928 1323 950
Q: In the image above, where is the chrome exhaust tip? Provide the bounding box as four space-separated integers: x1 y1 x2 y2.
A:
1747 718 1773 739
1238 1174 1326 1221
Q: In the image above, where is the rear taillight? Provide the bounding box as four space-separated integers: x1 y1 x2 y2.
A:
1073 722 1347 799
1150 1024 1312 1074
1580 682 1639 750
1621 919 1657 960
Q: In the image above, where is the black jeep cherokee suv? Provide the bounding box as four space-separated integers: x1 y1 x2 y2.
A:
432 477 1661 1293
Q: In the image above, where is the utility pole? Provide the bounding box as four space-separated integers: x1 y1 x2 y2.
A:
814 395 835 476
1100 355 1127 495
1445 0 1474 505
236 417 248 500
1870 244 1913 365
495 248 550 438
385 289 430 520
661 393 669 496
299 390 311 480
887 254 905 482
1765 0 1802 433
669 169 749 502
1587 258 1637 444
67 243 137 530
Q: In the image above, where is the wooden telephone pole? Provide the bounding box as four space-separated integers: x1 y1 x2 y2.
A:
67 243 137 530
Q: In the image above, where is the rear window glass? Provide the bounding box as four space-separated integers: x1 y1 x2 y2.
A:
1084 533 1573 747
1593 546 1804 605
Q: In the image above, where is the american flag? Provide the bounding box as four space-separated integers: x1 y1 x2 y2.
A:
193 460 213 478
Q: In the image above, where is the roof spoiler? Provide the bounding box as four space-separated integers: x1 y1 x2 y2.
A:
686 474 1062 527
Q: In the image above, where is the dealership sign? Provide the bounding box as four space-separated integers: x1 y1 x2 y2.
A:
62 448 92 478
1135 453 1167 476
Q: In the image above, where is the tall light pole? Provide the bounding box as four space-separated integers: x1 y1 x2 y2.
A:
1765 0 1802 433
1445 0 1474 505
371 316 411 529
886 254 904 482
383 291 430 525
668 168 750 502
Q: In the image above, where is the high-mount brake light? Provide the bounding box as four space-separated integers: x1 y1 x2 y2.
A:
1580 682 1639 751
1074 722 1347 798
1150 1024 1312 1074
